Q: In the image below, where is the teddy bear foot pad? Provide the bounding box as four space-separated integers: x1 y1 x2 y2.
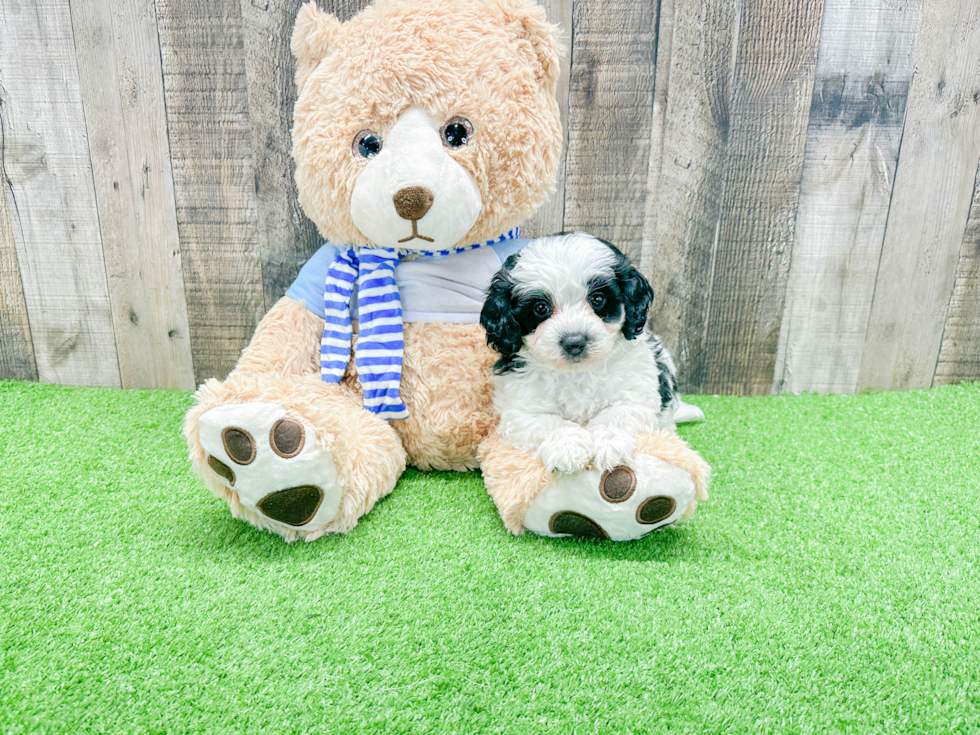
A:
523 455 696 541
199 402 343 530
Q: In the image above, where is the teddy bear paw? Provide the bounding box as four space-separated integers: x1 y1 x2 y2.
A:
198 402 344 531
521 454 696 541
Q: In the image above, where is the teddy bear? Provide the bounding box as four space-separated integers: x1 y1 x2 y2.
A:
184 0 709 542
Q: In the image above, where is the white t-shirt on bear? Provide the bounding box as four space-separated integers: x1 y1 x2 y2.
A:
286 238 529 323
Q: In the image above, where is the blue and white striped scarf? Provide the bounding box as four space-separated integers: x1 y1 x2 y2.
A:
320 228 520 419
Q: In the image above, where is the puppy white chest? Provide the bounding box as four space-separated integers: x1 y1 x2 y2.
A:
546 371 613 425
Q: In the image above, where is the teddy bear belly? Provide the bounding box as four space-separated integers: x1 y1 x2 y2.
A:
392 321 498 471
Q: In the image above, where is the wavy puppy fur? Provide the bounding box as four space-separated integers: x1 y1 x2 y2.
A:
478 233 711 536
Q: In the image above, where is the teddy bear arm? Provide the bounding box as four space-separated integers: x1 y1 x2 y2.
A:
232 296 323 379
477 431 549 535
184 295 409 541
481 428 710 539
634 430 711 504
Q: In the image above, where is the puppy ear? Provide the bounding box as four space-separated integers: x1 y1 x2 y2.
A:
613 252 654 340
292 2 342 92
481 269 523 357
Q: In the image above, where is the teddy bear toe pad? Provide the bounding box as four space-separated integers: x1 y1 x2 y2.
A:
199 402 342 530
523 455 695 541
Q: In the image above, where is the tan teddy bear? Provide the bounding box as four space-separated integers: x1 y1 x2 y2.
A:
184 0 708 542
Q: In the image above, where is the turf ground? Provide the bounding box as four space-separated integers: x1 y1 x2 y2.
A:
1 380 978 734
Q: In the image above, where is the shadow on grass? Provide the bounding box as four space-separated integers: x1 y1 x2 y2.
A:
503 522 702 563
176 465 726 569
176 495 363 560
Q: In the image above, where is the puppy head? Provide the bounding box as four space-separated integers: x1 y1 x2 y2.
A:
480 232 654 372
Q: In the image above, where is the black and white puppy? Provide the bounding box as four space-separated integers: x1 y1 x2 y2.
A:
480 232 688 475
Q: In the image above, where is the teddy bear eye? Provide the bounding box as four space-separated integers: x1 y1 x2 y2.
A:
440 116 473 149
353 129 383 159
588 292 606 310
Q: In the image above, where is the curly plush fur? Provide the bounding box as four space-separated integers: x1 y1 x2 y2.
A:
292 0 563 248
183 0 709 541
479 430 710 535
477 234 711 537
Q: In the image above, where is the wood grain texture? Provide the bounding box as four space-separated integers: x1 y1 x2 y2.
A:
773 0 921 394
697 0 826 395
933 158 980 385
521 0 572 239
5 0 980 396
239 0 352 308
156 0 265 384
0 0 120 387
311 0 371 20
858 0 980 391
638 0 674 278
640 0 739 391
0 161 37 381
71 0 195 389
562 0 659 262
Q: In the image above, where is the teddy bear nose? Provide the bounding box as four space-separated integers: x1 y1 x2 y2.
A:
393 186 434 221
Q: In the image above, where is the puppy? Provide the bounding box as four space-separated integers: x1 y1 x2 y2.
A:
480 232 684 475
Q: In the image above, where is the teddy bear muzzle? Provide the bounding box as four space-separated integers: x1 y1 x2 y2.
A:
349 106 482 251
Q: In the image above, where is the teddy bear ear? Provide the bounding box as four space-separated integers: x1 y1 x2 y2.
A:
485 0 564 95
291 2 342 92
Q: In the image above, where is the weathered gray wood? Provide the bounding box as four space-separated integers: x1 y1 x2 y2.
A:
239 0 354 308
858 0 980 392
638 0 674 279
4 0 979 397
521 0 572 239
773 0 921 394
71 0 196 390
156 0 266 383
698 0 826 395
0 167 37 381
0 0 120 387
640 0 739 391
562 0 659 262
933 157 980 385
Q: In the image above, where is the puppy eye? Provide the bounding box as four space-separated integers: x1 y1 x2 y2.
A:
440 116 473 149
353 130 383 159
533 301 551 318
588 293 607 310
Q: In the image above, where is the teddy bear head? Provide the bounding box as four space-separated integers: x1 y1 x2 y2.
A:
291 0 563 251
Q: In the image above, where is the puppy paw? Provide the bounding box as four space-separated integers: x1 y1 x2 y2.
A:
537 426 595 474
589 425 635 471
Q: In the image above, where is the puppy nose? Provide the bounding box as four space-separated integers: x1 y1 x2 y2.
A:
560 333 590 357
393 186 434 220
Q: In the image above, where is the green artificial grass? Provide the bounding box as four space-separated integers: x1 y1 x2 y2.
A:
1 380 979 734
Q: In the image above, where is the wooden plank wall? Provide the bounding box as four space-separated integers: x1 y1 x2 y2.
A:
774 0 921 394
1 0 120 387
1 0 980 395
